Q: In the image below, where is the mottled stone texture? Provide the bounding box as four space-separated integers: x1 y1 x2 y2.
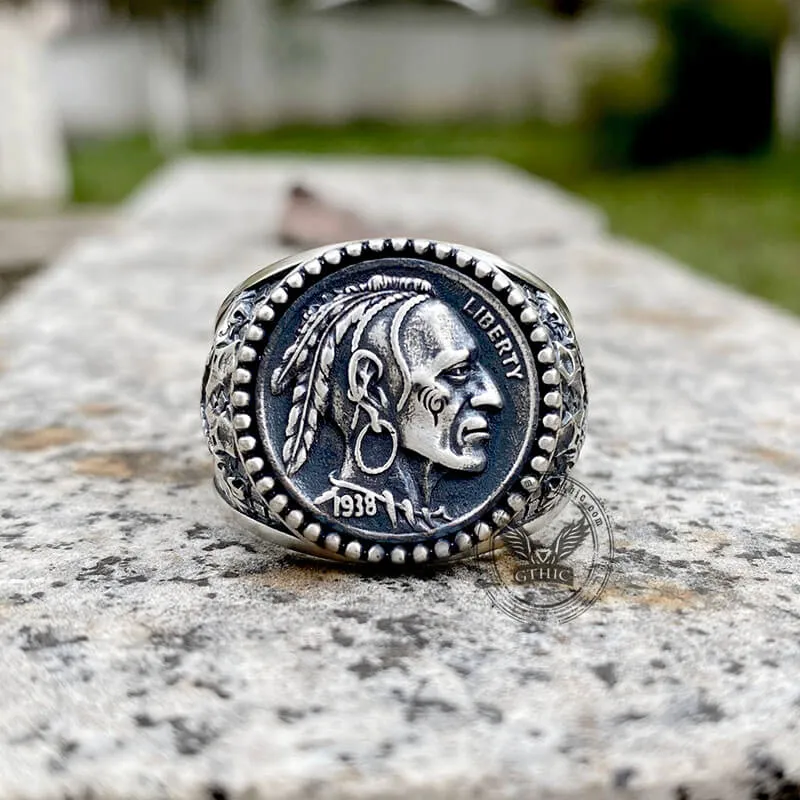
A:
0 158 798 800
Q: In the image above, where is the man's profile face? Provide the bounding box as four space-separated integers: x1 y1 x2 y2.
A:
396 300 503 472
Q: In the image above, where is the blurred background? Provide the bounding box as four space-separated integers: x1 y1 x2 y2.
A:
1 0 798 311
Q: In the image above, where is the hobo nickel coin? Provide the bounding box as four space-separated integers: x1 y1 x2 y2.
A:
201 238 587 566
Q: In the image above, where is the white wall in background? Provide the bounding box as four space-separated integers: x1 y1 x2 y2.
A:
47 28 150 136
45 6 654 136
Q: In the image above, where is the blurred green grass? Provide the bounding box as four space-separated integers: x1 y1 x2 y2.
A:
68 121 800 314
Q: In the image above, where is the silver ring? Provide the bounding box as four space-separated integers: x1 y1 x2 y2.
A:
201 238 587 566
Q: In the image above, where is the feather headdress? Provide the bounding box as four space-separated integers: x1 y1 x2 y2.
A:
271 275 434 475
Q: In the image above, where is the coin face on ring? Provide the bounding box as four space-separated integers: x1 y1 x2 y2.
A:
262 258 537 541
202 239 586 564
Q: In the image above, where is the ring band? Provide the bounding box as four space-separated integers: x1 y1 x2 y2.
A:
202 238 587 565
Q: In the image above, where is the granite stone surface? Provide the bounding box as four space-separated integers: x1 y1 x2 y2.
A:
0 210 112 301
0 157 798 799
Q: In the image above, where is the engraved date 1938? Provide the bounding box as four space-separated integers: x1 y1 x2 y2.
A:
333 493 378 517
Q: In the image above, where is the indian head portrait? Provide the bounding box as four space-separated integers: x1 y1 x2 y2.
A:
259 263 537 538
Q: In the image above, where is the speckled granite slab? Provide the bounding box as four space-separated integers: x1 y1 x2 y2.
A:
0 158 798 800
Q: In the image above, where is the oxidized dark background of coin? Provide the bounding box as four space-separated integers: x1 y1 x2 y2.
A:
257 258 538 542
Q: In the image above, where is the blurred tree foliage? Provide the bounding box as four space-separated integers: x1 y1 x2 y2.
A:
584 0 791 167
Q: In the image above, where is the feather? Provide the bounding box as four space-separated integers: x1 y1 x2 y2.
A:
272 289 393 395
551 517 591 560
283 338 331 474
502 525 534 562
280 292 401 474
274 280 433 475
270 293 353 394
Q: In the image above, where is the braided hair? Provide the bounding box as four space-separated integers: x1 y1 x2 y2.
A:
270 275 434 475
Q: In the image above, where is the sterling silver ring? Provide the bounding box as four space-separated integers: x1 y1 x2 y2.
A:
201 238 587 565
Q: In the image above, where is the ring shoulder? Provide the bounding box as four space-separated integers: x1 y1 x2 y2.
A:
202 280 299 539
523 283 588 515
